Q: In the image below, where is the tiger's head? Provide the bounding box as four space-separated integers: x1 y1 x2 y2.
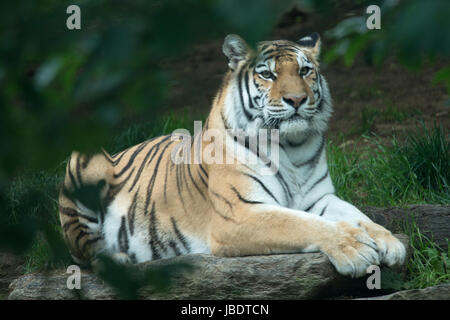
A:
221 33 332 143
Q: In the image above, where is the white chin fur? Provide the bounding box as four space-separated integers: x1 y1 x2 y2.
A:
280 119 310 137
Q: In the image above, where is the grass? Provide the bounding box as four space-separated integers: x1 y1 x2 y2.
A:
353 102 419 135
328 123 450 206
403 219 449 289
3 116 449 290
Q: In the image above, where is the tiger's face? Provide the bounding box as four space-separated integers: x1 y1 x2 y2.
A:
222 33 332 141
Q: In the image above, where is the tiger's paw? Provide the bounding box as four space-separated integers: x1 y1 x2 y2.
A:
322 221 380 278
358 221 406 267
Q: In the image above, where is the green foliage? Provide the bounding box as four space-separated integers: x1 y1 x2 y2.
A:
2 168 72 271
324 0 450 92
398 123 449 193
403 220 450 289
328 123 450 207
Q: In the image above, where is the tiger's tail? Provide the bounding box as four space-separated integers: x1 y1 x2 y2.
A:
58 150 114 265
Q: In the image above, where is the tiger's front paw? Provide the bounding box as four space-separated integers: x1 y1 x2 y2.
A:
321 222 380 278
359 221 406 267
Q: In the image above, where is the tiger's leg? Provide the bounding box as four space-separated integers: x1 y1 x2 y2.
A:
209 195 380 278
307 194 406 267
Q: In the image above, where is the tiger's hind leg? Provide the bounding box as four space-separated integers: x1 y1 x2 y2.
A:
59 150 115 266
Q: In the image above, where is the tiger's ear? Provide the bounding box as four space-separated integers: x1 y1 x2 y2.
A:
296 32 321 59
222 34 250 70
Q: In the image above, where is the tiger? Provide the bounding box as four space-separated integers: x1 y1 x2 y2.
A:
59 32 406 278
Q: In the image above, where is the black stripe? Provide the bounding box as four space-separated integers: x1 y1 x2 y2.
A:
129 253 138 264
72 223 88 232
210 189 233 211
199 163 208 179
105 167 136 207
169 241 181 256
144 140 173 215
62 219 79 231
243 173 279 204
59 206 98 224
171 217 190 252
187 163 207 200
114 140 150 178
221 111 230 130
294 137 325 167
244 72 256 110
128 147 157 192
175 163 187 213
305 170 329 195
237 66 253 121
128 136 171 192
198 169 208 188
148 202 167 259
127 191 138 236
112 147 131 166
164 158 170 204
230 186 263 204
304 192 333 212
275 171 292 200
181 164 194 199
261 49 275 56
81 236 101 252
118 216 129 253
75 156 83 187
319 204 328 216
75 230 91 251
210 203 236 222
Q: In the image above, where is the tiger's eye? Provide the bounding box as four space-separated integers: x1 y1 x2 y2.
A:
300 67 311 77
260 71 274 80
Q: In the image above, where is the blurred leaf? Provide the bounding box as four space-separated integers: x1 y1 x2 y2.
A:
95 254 194 299
325 16 366 40
34 57 63 89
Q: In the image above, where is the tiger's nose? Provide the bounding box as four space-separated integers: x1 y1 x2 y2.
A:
282 95 308 109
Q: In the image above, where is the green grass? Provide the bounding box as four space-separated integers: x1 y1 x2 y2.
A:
353 103 419 135
328 123 450 206
403 219 449 289
4 116 449 290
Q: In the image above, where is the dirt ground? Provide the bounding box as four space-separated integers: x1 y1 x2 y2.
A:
156 5 449 146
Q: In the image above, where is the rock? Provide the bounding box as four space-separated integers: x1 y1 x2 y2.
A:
356 283 450 300
363 205 449 250
8 234 410 300
8 271 114 300
0 252 24 299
